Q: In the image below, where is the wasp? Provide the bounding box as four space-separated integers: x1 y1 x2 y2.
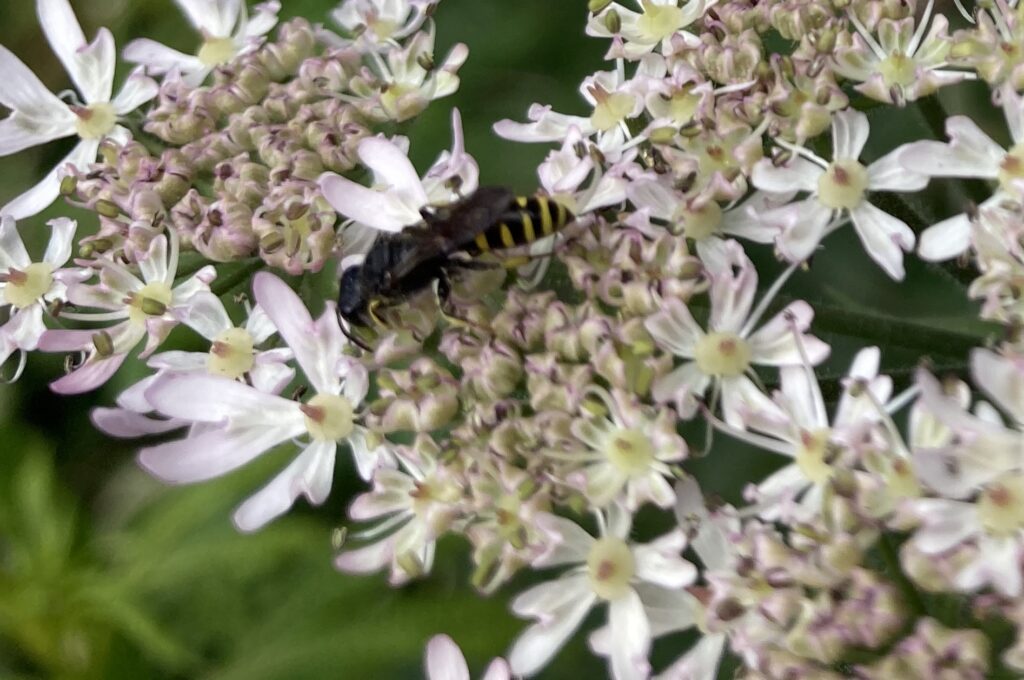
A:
337 185 574 345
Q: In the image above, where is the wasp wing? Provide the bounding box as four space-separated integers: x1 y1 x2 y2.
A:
422 186 518 253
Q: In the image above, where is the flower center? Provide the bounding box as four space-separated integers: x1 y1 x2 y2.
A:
636 0 683 42
380 82 424 122
998 143 1024 195
586 537 635 601
605 427 656 475
590 92 635 132
127 282 173 326
370 18 399 39
197 36 237 67
693 332 752 377
795 429 834 485
301 393 355 441
668 89 700 124
680 201 723 241
3 263 53 309
207 327 255 379
885 458 921 499
409 475 462 516
878 53 916 88
978 474 1024 536
74 103 117 140
818 159 868 210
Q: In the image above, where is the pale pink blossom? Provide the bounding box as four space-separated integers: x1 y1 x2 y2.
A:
124 0 281 83
644 240 829 424
424 634 511 680
752 109 928 279
135 272 390 532
0 0 157 219
332 0 436 44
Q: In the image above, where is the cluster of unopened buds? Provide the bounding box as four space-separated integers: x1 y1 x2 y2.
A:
5 0 1024 677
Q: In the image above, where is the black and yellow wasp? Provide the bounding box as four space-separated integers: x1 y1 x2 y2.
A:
337 186 574 344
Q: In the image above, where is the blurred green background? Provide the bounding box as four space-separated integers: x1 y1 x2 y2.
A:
0 0 1000 678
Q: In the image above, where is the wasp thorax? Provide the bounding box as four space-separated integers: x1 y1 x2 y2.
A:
3 263 53 309
127 283 173 325
208 327 256 379
606 428 655 475
301 394 355 441
74 103 117 140
694 332 751 377
818 159 868 209
587 537 635 601
197 36 236 66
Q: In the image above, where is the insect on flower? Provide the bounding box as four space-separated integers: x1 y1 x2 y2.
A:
336 185 575 347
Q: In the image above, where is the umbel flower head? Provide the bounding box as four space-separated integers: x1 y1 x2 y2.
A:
0 0 157 218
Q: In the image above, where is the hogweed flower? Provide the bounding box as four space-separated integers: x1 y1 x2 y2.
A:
0 0 157 218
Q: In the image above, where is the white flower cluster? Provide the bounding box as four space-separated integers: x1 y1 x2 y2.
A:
4 0 1024 678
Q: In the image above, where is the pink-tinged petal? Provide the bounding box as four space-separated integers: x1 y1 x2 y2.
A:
3 304 45 350
965 536 1023 597
249 361 294 395
645 298 704 358
253 272 342 394
232 439 337 532
868 147 929 192
899 117 1003 178
534 513 595 567
38 0 115 104
751 157 822 194
0 114 72 156
0 215 30 268
138 423 297 483
971 349 1024 425
334 534 397 574
37 327 96 351
480 658 511 680
0 44 74 120
42 217 76 268
91 407 184 437
908 499 978 553
425 635 471 680
509 583 596 677
343 361 369 405
493 104 595 143
358 136 429 206
122 38 204 74
139 235 168 285
655 633 726 680
145 372 298 422
747 300 829 366
146 350 208 372
918 212 971 262
634 531 696 589
243 1 281 38
708 242 755 334
651 363 709 418
635 585 698 637
850 202 915 280
778 366 827 430
175 0 241 35
348 427 395 480
831 109 870 159
721 375 777 429
511 574 591 619
769 199 834 264
111 68 159 115
2 138 99 220
50 353 126 394
175 291 231 340
608 589 652 680
318 172 417 232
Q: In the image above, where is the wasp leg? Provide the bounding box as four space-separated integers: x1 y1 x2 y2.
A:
436 269 486 332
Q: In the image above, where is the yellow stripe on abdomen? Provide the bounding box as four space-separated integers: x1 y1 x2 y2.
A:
474 232 491 252
536 196 554 235
520 210 536 243
499 223 516 248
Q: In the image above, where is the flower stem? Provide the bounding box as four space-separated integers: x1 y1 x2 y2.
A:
210 258 265 297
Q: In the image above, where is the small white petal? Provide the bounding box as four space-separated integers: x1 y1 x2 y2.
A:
751 157 823 194
38 0 115 104
425 634 471 680
42 217 77 268
146 372 299 423
319 172 420 232
608 590 652 680
2 138 99 220
850 202 915 280
918 212 972 261
509 585 596 677
111 69 159 115
868 147 929 191
123 37 205 74
0 44 74 120
139 423 300 483
831 109 870 160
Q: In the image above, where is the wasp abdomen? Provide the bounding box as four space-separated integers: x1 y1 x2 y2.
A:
471 195 574 254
